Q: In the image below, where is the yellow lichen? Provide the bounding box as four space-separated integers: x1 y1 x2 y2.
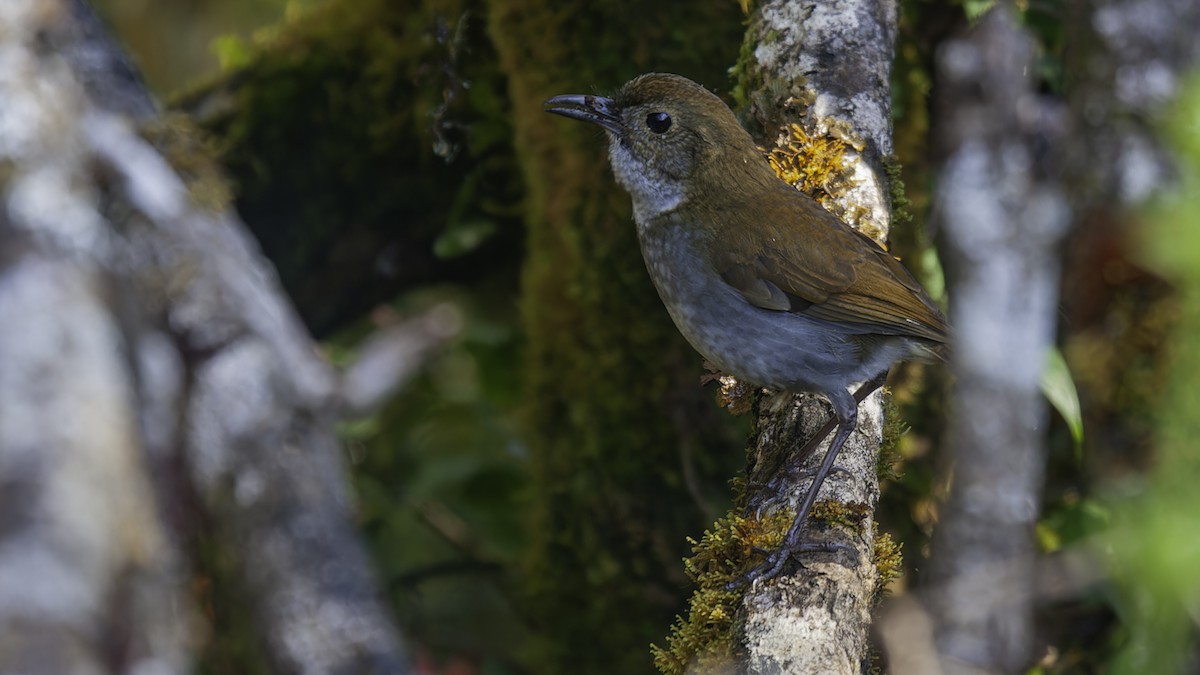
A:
716 376 755 416
764 122 858 226
701 361 756 415
824 117 866 152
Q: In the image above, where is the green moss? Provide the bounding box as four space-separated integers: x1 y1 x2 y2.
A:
811 499 870 533
487 2 747 673
878 387 907 483
652 498 884 673
884 154 915 231
177 0 525 336
729 27 765 126
139 114 234 213
872 526 904 600
193 526 272 675
651 510 793 675
734 0 760 16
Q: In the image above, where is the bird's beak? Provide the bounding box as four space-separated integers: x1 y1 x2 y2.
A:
543 94 624 134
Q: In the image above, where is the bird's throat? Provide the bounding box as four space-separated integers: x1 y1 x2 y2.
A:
607 139 686 223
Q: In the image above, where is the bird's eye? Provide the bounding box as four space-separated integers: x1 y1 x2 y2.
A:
645 112 672 134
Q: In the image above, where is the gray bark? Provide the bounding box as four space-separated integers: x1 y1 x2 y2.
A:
737 1 898 672
0 1 429 672
925 7 1067 674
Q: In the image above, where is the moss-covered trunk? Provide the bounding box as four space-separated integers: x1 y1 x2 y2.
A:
181 0 525 337
486 2 743 672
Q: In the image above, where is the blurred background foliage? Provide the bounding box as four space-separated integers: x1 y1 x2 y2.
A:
1102 78 1200 675
89 0 1196 672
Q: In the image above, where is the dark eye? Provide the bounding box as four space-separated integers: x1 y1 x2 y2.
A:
645 112 672 133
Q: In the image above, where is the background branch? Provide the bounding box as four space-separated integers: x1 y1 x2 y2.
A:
0 2 411 671
925 7 1068 673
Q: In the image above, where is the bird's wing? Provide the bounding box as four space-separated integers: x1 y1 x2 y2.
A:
712 185 948 343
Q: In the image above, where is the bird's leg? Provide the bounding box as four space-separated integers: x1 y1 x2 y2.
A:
748 372 888 510
793 371 887 464
740 371 889 585
742 406 856 584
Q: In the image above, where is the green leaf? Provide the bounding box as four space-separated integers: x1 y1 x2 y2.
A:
212 34 253 72
962 0 998 21
1041 347 1083 459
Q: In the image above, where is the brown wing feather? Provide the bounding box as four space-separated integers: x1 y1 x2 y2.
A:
713 184 948 344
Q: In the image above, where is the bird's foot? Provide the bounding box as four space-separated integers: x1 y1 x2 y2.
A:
727 537 857 589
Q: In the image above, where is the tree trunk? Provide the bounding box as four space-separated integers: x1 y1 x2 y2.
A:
485 2 748 672
737 1 899 672
924 7 1066 673
0 2 414 671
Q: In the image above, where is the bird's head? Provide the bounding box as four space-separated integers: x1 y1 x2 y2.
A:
545 73 773 221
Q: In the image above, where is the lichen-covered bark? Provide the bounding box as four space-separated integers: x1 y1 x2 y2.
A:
733 1 899 672
484 2 745 673
748 0 896 238
909 0 1200 673
0 245 189 675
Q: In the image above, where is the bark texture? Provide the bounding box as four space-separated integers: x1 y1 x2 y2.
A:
926 7 1067 674
0 1 421 671
736 1 899 672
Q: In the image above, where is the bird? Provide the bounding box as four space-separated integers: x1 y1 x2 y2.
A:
544 73 948 582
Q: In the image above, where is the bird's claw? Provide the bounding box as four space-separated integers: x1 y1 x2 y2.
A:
726 538 857 590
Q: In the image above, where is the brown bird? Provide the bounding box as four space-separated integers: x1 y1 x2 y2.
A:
545 73 948 581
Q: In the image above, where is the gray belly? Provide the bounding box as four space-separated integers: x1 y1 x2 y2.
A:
639 224 901 395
